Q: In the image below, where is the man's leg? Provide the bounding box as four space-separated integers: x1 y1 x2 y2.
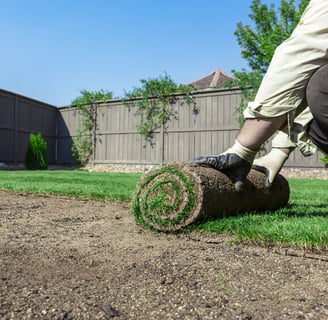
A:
252 64 328 187
253 107 315 188
307 64 328 154
237 115 287 150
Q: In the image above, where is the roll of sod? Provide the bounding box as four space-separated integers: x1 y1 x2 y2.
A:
132 162 290 232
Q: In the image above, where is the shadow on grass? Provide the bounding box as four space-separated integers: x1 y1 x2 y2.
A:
280 202 328 218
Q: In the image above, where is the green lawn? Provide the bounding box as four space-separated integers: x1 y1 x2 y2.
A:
0 170 327 249
195 179 328 249
0 169 141 201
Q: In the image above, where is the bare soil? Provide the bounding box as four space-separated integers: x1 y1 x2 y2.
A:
1 190 328 320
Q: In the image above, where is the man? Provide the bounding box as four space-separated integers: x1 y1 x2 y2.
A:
193 0 328 191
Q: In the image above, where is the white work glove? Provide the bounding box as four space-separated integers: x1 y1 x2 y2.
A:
252 148 289 188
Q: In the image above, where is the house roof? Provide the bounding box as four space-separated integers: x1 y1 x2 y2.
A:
187 68 234 89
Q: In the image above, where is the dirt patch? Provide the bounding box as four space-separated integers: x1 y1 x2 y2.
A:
1 190 327 320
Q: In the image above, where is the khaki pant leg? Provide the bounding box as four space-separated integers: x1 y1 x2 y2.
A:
271 107 317 156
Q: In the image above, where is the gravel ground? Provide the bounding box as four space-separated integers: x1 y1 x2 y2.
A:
1 189 328 320
83 163 328 179
3 162 328 179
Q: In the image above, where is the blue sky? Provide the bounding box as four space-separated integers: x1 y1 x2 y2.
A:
1 0 291 106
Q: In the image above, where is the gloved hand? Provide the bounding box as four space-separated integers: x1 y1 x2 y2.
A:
192 140 258 192
252 148 289 188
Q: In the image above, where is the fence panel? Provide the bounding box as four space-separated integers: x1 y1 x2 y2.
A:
95 102 161 164
163 90 240 163
0 89 57 164
56 108 78 164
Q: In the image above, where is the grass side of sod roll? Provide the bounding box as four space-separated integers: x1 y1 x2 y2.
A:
132 165 196 231
0 170 327 249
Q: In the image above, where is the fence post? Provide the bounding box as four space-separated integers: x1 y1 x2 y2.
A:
14 96 18 164
92 103 97 166
160 121 165 166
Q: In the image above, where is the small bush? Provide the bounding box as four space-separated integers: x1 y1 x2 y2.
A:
25 133 48 170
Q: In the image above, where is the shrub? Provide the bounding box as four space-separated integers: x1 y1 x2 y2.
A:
320 156 328 168
25 133 48 170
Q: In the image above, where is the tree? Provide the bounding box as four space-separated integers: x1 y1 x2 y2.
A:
230 0 310 124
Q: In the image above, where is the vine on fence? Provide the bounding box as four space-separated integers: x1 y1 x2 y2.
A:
123 73 194 146
71 89 112 165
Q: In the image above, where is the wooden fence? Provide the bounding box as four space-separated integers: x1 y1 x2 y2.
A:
0 87 325 168
57 88 325 168
0 89 57 164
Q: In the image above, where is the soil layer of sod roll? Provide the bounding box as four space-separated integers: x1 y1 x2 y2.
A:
132 162 290 232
